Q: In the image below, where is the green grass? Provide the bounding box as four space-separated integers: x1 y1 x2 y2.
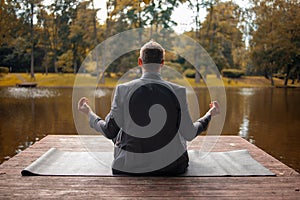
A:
186 75 300 88
0 73 299 88
0 73 119 87
0 73 22 86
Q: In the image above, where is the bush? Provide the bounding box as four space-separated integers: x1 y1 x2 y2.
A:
0 67 9 73
0 67 9 77
183 69 196 78
164 62 184 74
273 73 285 80
222 69 244 78
91 71 110 77
61 66 74 73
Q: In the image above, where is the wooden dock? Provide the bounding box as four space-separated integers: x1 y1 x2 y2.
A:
0 135 299 199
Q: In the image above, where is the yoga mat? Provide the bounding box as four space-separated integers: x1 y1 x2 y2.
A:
21 148 275 176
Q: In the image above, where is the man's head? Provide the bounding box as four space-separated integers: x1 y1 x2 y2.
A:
139 40 165 72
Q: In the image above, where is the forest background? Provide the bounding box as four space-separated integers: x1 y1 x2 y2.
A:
0 0 299 86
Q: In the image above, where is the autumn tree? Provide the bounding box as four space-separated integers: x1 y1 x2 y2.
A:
16 0 43 78
200 1 243 71
36 8 53 74
187 0 217 82
0 0 20 46
46 0 78 73
250 0 300 85
0 0 24 71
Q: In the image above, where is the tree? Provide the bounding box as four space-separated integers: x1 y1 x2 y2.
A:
48 0 79 73
36 8 53 74
68 1 101 73
57 49 74 72
109 0 187 40
0 0 25 71
189 0 210 82
17 0 43 78
0 0 21 46
143 0 182 36
199 1 244 71
90 0 99 46
250 0 300 86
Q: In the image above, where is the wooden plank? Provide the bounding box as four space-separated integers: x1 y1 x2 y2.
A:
0 135 299 199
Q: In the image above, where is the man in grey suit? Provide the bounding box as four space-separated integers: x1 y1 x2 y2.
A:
78 40 220 175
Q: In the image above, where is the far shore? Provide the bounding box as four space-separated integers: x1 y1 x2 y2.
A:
0 73 299 88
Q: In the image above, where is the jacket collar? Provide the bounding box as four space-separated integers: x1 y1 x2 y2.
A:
141 72 162 80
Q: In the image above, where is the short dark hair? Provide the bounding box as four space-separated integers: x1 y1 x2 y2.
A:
140 40 165 64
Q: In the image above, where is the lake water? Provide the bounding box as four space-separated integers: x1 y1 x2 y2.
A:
0 87 299 172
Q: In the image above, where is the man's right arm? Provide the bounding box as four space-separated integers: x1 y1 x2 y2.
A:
88 111 120 139
78 85 122 140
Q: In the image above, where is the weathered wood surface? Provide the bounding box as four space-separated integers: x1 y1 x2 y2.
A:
0 135 299 199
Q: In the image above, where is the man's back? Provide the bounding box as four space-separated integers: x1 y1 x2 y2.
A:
111 72 189 174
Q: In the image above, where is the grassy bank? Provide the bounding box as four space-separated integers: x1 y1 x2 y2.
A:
0 73 117 88
0 73 299 88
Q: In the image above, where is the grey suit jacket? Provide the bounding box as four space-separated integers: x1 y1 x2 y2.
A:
89 72 211 174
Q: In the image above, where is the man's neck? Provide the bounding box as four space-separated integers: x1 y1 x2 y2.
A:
141 63 162 73
142 69 161 74
141 71 162 80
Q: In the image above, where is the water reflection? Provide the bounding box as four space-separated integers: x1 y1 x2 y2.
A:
94 88 110 98
0 87 299 173
239 116 249 139
238 88 255 96
4 87 60 99
237 88 253 141
0 87 76 163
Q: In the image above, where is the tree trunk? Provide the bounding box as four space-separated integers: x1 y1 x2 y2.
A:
268 68 274 86
203 65 208 81
54 51 58 73
284 64 291 86
205 2 214 40
194 49 200 83
73 61 77 74
45 64 48 75
91 0 98 46
194 0 201 83
138 0 142 44
73 43 77 73
99 41 106 84
53 15 58 73
270 75 274 86
30 2 35 79
195 70 201 83
73 52 77 73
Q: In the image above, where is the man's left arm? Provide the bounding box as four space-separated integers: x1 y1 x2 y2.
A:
194 101 220 135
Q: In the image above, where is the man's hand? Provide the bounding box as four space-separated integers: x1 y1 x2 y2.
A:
78 97 91 115
208 101 220 117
